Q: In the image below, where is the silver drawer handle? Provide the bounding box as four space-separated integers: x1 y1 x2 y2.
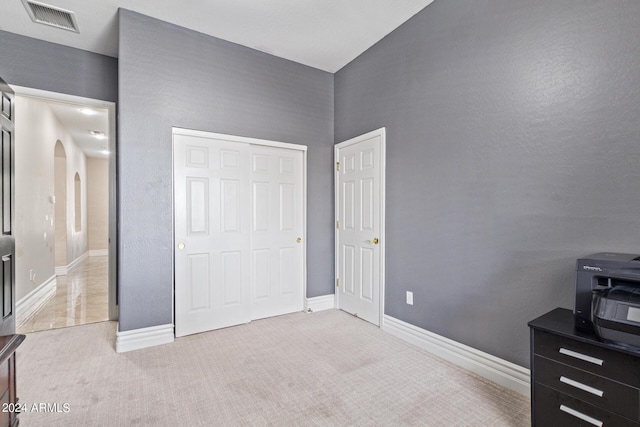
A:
559 348 604 366
560 376 604 397
559 404 603 427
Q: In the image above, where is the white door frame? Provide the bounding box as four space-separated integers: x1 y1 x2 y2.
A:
334 127 386 326
171 127 308 330
10 85 118 322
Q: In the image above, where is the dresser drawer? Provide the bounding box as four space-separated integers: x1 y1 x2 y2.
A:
534 330 640 387
535 383 639 427
535 355 640 420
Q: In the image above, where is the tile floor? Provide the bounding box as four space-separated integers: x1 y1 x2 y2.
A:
17 256 109 333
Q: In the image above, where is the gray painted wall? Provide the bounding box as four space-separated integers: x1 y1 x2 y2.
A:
118 10 334 331
4 1 637 368
0 30 117 102
335 0 640 367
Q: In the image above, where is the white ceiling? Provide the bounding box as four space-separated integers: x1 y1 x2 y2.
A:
4 1 435 158
14 87 114 160
47 101 110 159
0 0 435 73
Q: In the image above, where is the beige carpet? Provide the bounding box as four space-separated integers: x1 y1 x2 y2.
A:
16 309 530 426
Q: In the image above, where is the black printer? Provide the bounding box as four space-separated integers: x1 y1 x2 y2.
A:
592 285 640 347
574 252 640 347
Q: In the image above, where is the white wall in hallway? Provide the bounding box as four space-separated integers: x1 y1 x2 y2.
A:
15 95 88 302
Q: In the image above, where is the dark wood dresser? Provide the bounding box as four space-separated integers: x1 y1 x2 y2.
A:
0 334 24 427
529 308 640 426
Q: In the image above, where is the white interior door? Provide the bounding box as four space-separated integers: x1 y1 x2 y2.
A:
250 146 304 320
174 134 252 337
174 129 306 337
335 128 385 326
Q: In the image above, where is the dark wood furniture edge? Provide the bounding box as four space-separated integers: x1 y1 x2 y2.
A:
0 335 25 364
528 307 640 357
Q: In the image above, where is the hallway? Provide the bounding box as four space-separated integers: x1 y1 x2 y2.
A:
18 256 109 333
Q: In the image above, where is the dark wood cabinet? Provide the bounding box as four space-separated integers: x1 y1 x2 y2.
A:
529 308 640 426
0 334 24 427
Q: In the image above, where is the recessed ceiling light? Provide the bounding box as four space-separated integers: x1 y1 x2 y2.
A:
89 130 106 140
80 108 96 115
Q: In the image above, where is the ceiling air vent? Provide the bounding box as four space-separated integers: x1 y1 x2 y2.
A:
21 0 79 33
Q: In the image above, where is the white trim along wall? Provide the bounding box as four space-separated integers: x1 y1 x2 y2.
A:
89 249 109 257
382 315 530 396
55 251 90 276
116 324 175 353
302 300 530 396
16 275 57 329
305 295 335 313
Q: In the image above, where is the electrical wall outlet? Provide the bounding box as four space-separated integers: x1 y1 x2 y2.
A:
406 291 413 305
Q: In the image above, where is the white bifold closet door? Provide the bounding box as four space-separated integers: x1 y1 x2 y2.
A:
250 145 304 321
174 131 304 337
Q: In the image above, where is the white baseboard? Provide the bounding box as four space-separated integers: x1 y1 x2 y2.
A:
116 323 174 353
16 275 57 329
305 294 335 312
68 251 89 271
89 249 108 257
382 315 530 397
55 251 90 276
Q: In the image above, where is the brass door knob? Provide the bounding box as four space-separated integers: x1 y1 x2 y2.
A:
373 237 379 244
296 237 302 243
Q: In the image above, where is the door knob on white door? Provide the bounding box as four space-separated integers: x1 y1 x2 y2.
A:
178 243 185 250
366 238 379 244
